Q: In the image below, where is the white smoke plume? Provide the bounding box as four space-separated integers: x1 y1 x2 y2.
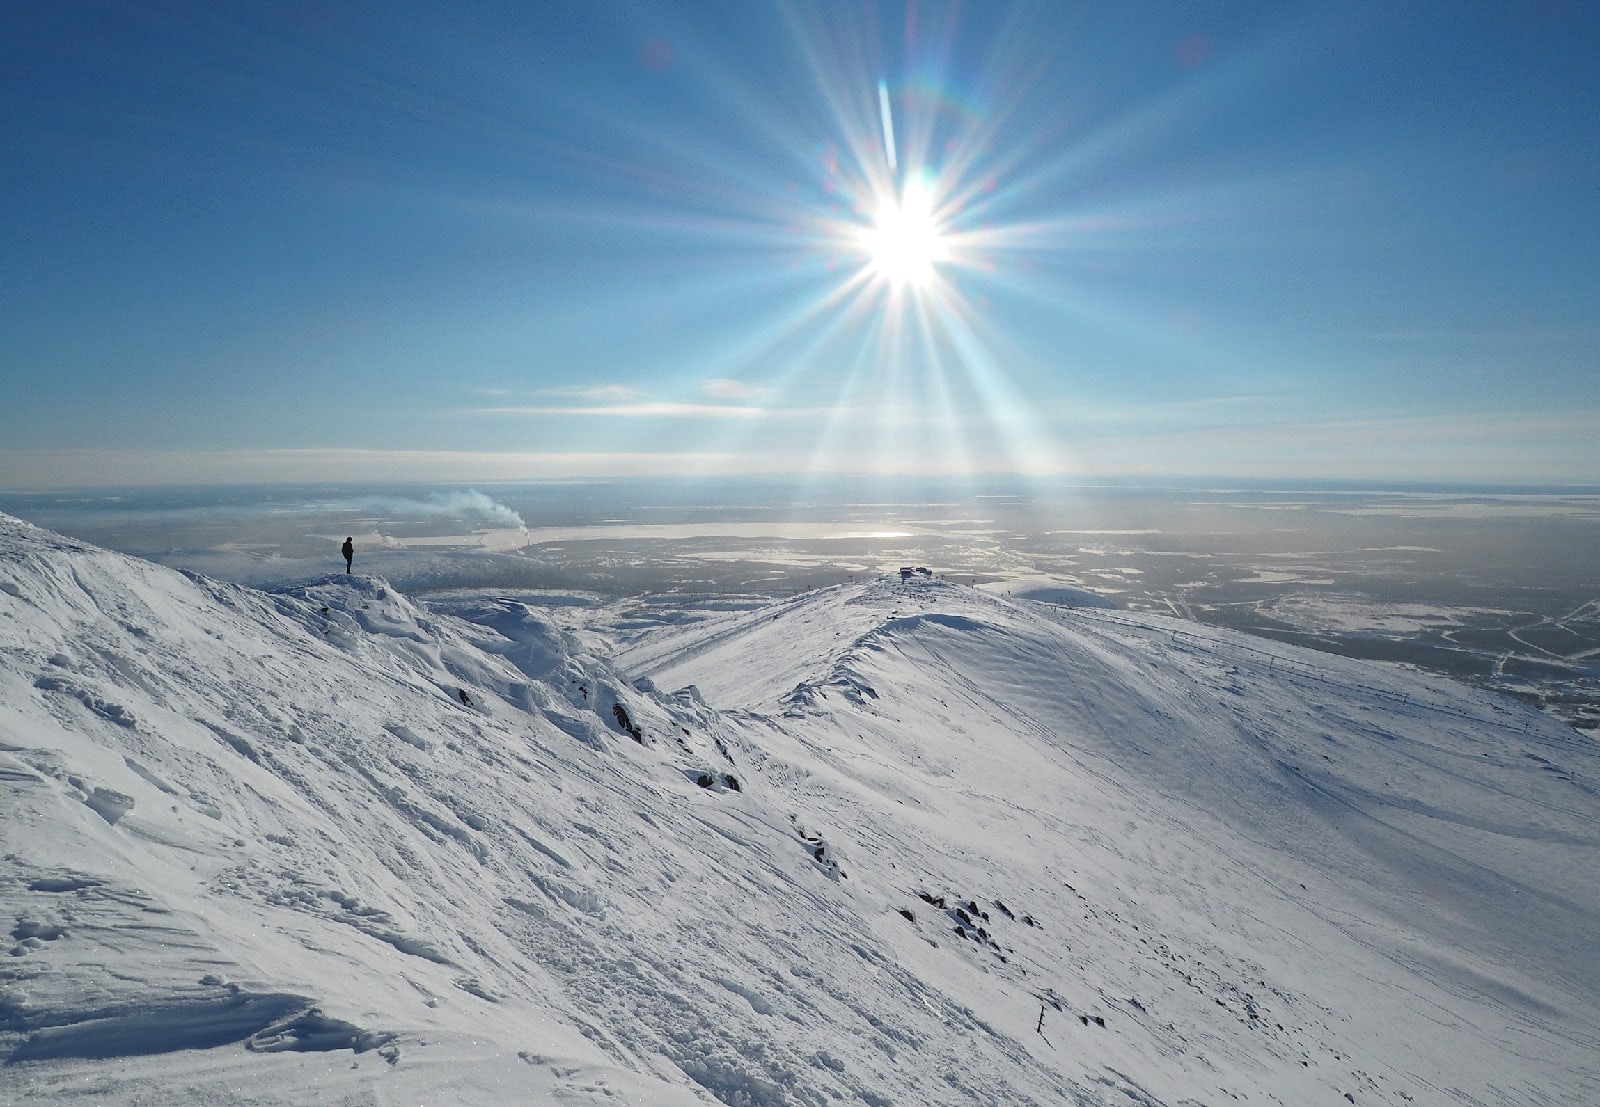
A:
350 490 526 529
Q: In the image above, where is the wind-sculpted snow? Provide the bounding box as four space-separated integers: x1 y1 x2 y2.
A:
2 512 1598 1105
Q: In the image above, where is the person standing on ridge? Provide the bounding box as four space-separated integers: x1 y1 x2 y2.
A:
341 536 354 574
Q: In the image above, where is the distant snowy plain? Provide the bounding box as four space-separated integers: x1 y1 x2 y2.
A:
2 511 1597 1105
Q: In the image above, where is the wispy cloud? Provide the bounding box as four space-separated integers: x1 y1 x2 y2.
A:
699 378 770 402
6 405 1594 489
1056 393 1281 426
539 383 649 402
0 449 743 487
470 395 825 415
466 379 799 419
474 401 825 419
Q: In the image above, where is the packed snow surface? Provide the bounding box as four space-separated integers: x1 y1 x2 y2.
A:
1 511 1596 1105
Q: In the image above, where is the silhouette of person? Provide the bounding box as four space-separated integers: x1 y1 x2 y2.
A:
341 537 353 574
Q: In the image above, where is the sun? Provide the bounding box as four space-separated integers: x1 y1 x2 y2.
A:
858 177 949 289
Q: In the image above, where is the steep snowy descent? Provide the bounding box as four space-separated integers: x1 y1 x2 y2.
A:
1 512 1596 1105
623 578 1600 1007
623 577 1600 1103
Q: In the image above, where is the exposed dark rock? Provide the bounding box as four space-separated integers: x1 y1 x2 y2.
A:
610 703 643 742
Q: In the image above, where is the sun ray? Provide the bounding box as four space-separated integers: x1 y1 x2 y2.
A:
493 2 1312 490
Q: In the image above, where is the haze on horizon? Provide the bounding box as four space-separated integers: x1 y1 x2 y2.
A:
3 1 1598 489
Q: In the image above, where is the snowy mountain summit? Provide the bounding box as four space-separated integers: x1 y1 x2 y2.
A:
2 511 1597 1106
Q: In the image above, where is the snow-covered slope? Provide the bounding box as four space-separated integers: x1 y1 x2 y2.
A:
2 512 1597 1105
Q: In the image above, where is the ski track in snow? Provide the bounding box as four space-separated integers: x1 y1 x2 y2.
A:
1 512 1598 1106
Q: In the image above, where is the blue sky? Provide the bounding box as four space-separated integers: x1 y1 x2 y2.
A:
3 0 1597 487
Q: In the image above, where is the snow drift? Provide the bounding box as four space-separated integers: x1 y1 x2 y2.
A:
1 511 1596 1105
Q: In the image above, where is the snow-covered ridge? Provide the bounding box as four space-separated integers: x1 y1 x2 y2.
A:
2 512 1597 1105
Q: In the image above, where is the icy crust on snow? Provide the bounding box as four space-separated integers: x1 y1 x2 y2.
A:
2 511 1599 1106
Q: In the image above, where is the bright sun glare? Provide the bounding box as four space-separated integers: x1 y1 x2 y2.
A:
859 178 948 289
